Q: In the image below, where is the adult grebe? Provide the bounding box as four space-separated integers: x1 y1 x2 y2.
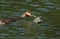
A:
0 11 32 25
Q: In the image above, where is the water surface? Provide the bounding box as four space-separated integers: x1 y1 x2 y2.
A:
0 0 60 39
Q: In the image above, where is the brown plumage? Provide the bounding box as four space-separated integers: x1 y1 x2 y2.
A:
0 17 17 24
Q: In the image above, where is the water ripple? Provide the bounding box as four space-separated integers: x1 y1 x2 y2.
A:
36 8 50 12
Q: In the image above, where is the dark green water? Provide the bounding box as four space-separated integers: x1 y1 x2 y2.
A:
0 0 60 39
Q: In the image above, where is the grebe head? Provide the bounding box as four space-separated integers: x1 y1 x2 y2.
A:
24 11 32 17
19 11 32 19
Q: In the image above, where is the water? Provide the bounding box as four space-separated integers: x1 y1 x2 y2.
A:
0 0 60 39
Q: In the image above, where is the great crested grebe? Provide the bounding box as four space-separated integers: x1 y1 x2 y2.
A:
0 11 32 25
32 15 42 24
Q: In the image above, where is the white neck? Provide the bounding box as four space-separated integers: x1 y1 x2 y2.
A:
0 21 5 25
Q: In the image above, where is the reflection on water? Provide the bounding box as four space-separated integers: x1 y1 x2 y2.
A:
0 0 60 39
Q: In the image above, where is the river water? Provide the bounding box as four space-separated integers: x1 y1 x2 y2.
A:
0 0 60 39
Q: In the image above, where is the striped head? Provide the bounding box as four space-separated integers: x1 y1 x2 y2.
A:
33 16 42 24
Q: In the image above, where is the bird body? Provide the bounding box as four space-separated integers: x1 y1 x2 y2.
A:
0 11 32 25
0 17 17 24
33 16 42 24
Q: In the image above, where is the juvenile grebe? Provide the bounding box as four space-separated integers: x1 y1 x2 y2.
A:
32 15 42 24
